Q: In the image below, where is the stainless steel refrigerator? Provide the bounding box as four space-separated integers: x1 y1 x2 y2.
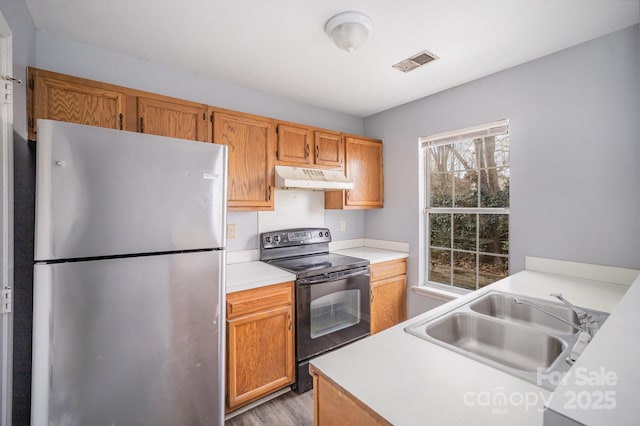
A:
30 120 227 425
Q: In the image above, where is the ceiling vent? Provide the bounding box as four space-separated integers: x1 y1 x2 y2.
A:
392 49 439 73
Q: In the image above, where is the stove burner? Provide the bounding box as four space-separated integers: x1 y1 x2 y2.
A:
290 261 333 271
265 253 368 279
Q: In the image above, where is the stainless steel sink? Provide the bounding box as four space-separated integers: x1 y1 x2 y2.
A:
469 292 579 335
426 313 566 371
405 290 609 389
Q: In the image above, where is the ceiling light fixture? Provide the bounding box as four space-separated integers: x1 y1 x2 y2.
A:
324 11 373 53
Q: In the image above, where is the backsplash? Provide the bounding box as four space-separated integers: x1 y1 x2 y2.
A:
226 189 365 251
258 190 324 232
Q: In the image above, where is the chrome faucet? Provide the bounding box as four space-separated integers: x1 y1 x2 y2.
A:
550 293 600 337
550 293 589 322
512 297 587 333
513 294 599 337
514 294 604 366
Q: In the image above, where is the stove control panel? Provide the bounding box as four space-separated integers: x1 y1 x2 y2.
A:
261 227 331 249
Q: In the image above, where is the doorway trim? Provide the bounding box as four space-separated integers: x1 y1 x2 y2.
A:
0 10 14 426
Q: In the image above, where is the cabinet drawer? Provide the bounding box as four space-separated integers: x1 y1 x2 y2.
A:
370 259 407 282
227 282 293 319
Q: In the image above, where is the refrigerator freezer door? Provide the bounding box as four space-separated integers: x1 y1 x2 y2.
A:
31 250 225 426
35 120 227 261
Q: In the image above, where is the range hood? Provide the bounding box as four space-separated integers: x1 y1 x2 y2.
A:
274 165 354 191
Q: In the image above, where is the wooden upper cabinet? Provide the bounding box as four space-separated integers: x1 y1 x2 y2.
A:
325 136 384 209
275 124 343 169
27 67 384 212
137 96 209 142
276 124 312 164
28 67 127 141
212 110 276 211
27 67 209 143
314 130 343 168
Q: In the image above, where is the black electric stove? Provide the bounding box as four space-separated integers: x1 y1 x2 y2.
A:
260 227 371 393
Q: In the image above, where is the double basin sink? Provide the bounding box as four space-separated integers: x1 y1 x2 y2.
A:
405 290 609 389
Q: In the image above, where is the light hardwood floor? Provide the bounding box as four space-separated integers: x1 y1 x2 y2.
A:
225 390 313 426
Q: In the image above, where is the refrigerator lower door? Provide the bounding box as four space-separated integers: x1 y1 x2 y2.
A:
31 250 225 426
35 120 228 262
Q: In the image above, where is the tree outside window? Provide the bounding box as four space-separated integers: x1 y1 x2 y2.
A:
426 132 509 290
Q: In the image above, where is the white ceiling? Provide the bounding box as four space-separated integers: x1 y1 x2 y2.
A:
25 0 640 117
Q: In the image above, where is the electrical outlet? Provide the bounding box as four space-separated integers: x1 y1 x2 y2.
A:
227 224 236 239
340 221 346 232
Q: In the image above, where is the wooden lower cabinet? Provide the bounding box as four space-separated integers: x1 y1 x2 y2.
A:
370 259 407 335
311 366 391 426
226 282 295 412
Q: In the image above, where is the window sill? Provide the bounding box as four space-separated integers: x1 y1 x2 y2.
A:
411 285 468 302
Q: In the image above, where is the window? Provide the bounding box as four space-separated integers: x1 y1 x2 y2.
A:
422 120 509 290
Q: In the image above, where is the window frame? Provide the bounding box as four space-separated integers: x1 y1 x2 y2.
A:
420 120 510 292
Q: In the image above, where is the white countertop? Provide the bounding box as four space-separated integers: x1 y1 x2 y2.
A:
545 273 640 425
332 247 408 264
310 260 637 425
226 244 408 293
226 261 295 293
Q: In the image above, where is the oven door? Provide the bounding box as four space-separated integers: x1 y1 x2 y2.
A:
295 266 370 361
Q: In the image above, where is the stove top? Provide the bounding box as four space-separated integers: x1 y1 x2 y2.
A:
260 227 369 278
265 253 369 279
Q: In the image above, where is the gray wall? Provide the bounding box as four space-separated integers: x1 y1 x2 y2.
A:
35 31 367 249
364 25 640 317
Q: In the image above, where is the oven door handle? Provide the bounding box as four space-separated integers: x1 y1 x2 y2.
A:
297 266 370 285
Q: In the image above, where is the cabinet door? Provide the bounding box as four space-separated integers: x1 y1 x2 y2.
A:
213 112 275 210
314 131 343 167
371 275 407 335
345 137 384 207
30 68 126 141
226 305 294 410
312 368 391 426
137 96 208 142
277 124 311 164
325 136 384 209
